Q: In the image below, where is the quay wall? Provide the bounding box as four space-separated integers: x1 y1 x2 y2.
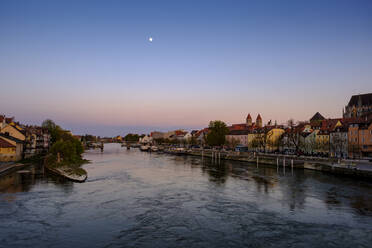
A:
168 149 372 179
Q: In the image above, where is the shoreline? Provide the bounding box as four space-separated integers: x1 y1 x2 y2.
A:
160 148 372 179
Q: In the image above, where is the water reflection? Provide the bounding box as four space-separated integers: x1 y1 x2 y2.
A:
0 144 371 248
0 164 74 196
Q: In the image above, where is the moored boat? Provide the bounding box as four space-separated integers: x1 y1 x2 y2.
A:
140 145 150 151
150 146 159 152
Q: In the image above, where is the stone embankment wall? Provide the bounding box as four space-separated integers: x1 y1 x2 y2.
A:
170 149 372 179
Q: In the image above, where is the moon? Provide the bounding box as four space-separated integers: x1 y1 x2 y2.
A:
149 37 153 42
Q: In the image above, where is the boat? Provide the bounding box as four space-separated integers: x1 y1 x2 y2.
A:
150 146 159 152
140 145 150 151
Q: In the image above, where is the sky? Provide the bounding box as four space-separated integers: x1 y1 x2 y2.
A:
1 0 372 136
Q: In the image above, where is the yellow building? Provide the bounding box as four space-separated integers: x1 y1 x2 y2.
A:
315 130 330 154
0 124 26 141
247 131 262 150
0 137 17 161
266 127 285 151
0 134 24 161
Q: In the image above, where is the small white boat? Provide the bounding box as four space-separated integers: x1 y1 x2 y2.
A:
140 145 150 151
150 146 159 152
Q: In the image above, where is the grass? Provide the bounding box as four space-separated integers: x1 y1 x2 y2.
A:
45 154 89 176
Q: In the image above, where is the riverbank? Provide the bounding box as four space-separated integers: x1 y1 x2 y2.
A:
161 148 372 179
0 163 27 176
43 155 87 183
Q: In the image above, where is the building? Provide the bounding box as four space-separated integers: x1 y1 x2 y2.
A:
0 123 26 141
330 124 348 158
229 113 264 130
310 112 326 123
265 126 285 152
347 117 372 158
343 93 372 118
0 115 15 130
0 133 24 161
0 137 17 162
359 121 372 157
195 128 208 145
315 130 330 155
139 135 153 144
225 129 249 147
23 126 51 156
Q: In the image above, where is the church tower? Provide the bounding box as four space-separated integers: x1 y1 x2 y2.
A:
256 114 262 128
246 113 252 126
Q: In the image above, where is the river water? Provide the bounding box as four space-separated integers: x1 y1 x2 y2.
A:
0 143 371 248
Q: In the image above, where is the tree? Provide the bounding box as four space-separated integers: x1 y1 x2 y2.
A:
226 137 239 148
124 133 140 142
286 119 304 154
42 119 56 131
43 119 85 166
205 120 229 147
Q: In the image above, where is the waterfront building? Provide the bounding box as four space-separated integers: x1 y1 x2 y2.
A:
330 124 348 158
183 132 193 142
347 117 372 158
225 129 249 147
315 130 330 155
0 137 17 162
343 93 372 118
265 126 285 152
139 135 153 144
195 128 208 145
150 131 166 140
23 126 51 156
0 133 24 161
0 123 26 141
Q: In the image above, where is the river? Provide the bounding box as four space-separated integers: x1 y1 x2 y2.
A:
0 143 371 248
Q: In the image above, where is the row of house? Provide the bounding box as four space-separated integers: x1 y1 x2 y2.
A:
225 93 372 158
135 93 372 159
0 115 51 162
140 130 193 144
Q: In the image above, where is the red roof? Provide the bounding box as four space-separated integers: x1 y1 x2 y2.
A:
175 130 187 136
229 124 247 131
0 137 15 148
256 114 262 120
246 113 252 120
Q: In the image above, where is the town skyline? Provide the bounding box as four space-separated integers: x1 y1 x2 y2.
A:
2 93 370 137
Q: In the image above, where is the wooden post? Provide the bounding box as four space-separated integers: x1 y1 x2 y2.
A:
291 159 294 175
277 157 279 173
